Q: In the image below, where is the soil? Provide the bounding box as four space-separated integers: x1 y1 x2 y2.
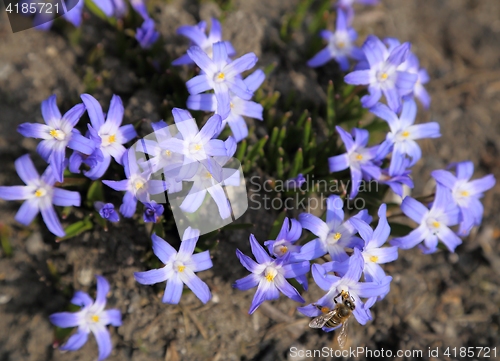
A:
1 0 500 360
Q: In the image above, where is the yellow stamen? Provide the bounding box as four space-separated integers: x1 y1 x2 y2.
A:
380 73 388 80
461 190 469 197
229 102 234 109
177 265 186 272
333 232 342 241
91 315 99 322
217 72 225 80
402 131 410 137
49 129 65 140
356 154 363 161
35 189 45 197
432 221 440 228
370 255 379 263
337 41 345 49
204 172 213 179
108 134 116 144
194 144 202 151
279 246 288 254
265 273 275 282
134 181 144 190
164 150 172 157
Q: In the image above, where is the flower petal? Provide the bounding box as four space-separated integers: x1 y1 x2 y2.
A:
179 269 211 303
40 205 65 237
400 196 428 223
60 330 89 351
134 267 169 285
41 95 62 128
101 309 122 327
94 275 110 312
93 325 113 361
70 291 93 308
298 213 329 240
163 274 184 304
151 233 176 264
233 273 259 291
81 94 105 130
249 234 272 264
52 188 81 207
49 312 82 328
15 155 40 185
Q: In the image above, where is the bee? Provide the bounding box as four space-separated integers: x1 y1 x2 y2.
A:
308 290 355 348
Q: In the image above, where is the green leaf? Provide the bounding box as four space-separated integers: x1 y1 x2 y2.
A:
268 212 287 240
246 135 269 163
289 148 303 178
235 140 247 161
56 217 93 242
276 157 284 178
296 110 309 128
303 118 312 152
0 224 12 257
86 181 104 208
326 80 336 131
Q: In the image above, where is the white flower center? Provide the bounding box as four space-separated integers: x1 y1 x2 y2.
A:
264 266 278 282
49 129 66 141
101 134 116 147
214 72 226 83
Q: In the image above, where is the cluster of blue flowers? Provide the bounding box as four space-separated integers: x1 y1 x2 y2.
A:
232 0 495 333
1 0 497 358
173 18 265 142
0 12 269 359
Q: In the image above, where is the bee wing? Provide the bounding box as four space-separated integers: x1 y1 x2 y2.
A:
309 310 336 328
337 318 349 349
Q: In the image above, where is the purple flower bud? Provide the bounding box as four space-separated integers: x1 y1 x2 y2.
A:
94 202 120 222
143 201 164 223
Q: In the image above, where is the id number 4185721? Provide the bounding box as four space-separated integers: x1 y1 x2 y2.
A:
5 2 62 15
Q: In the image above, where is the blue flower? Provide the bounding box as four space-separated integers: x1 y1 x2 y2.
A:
285 173 306 190
17 95 95 183
370 99 440 175
94 202 120 222
233 234 309 314
297 249 391 327
391 184 461 253
307 9 364 70
143 201 164 223
377 166 414 197
79 94 138 179
49 276 122 361
161 108 227 177
432 161 495 236
298 195 371 261
178 137 238 220
186 42 258 119
264 217 303 259
344 35 418 112
103 148 169 218
328 126 383 198
172 18 237 66
348 204 398 299
187 70 265 142
134 228 213 304
384 38 431 109
136 18 160 49
0 155 80 237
